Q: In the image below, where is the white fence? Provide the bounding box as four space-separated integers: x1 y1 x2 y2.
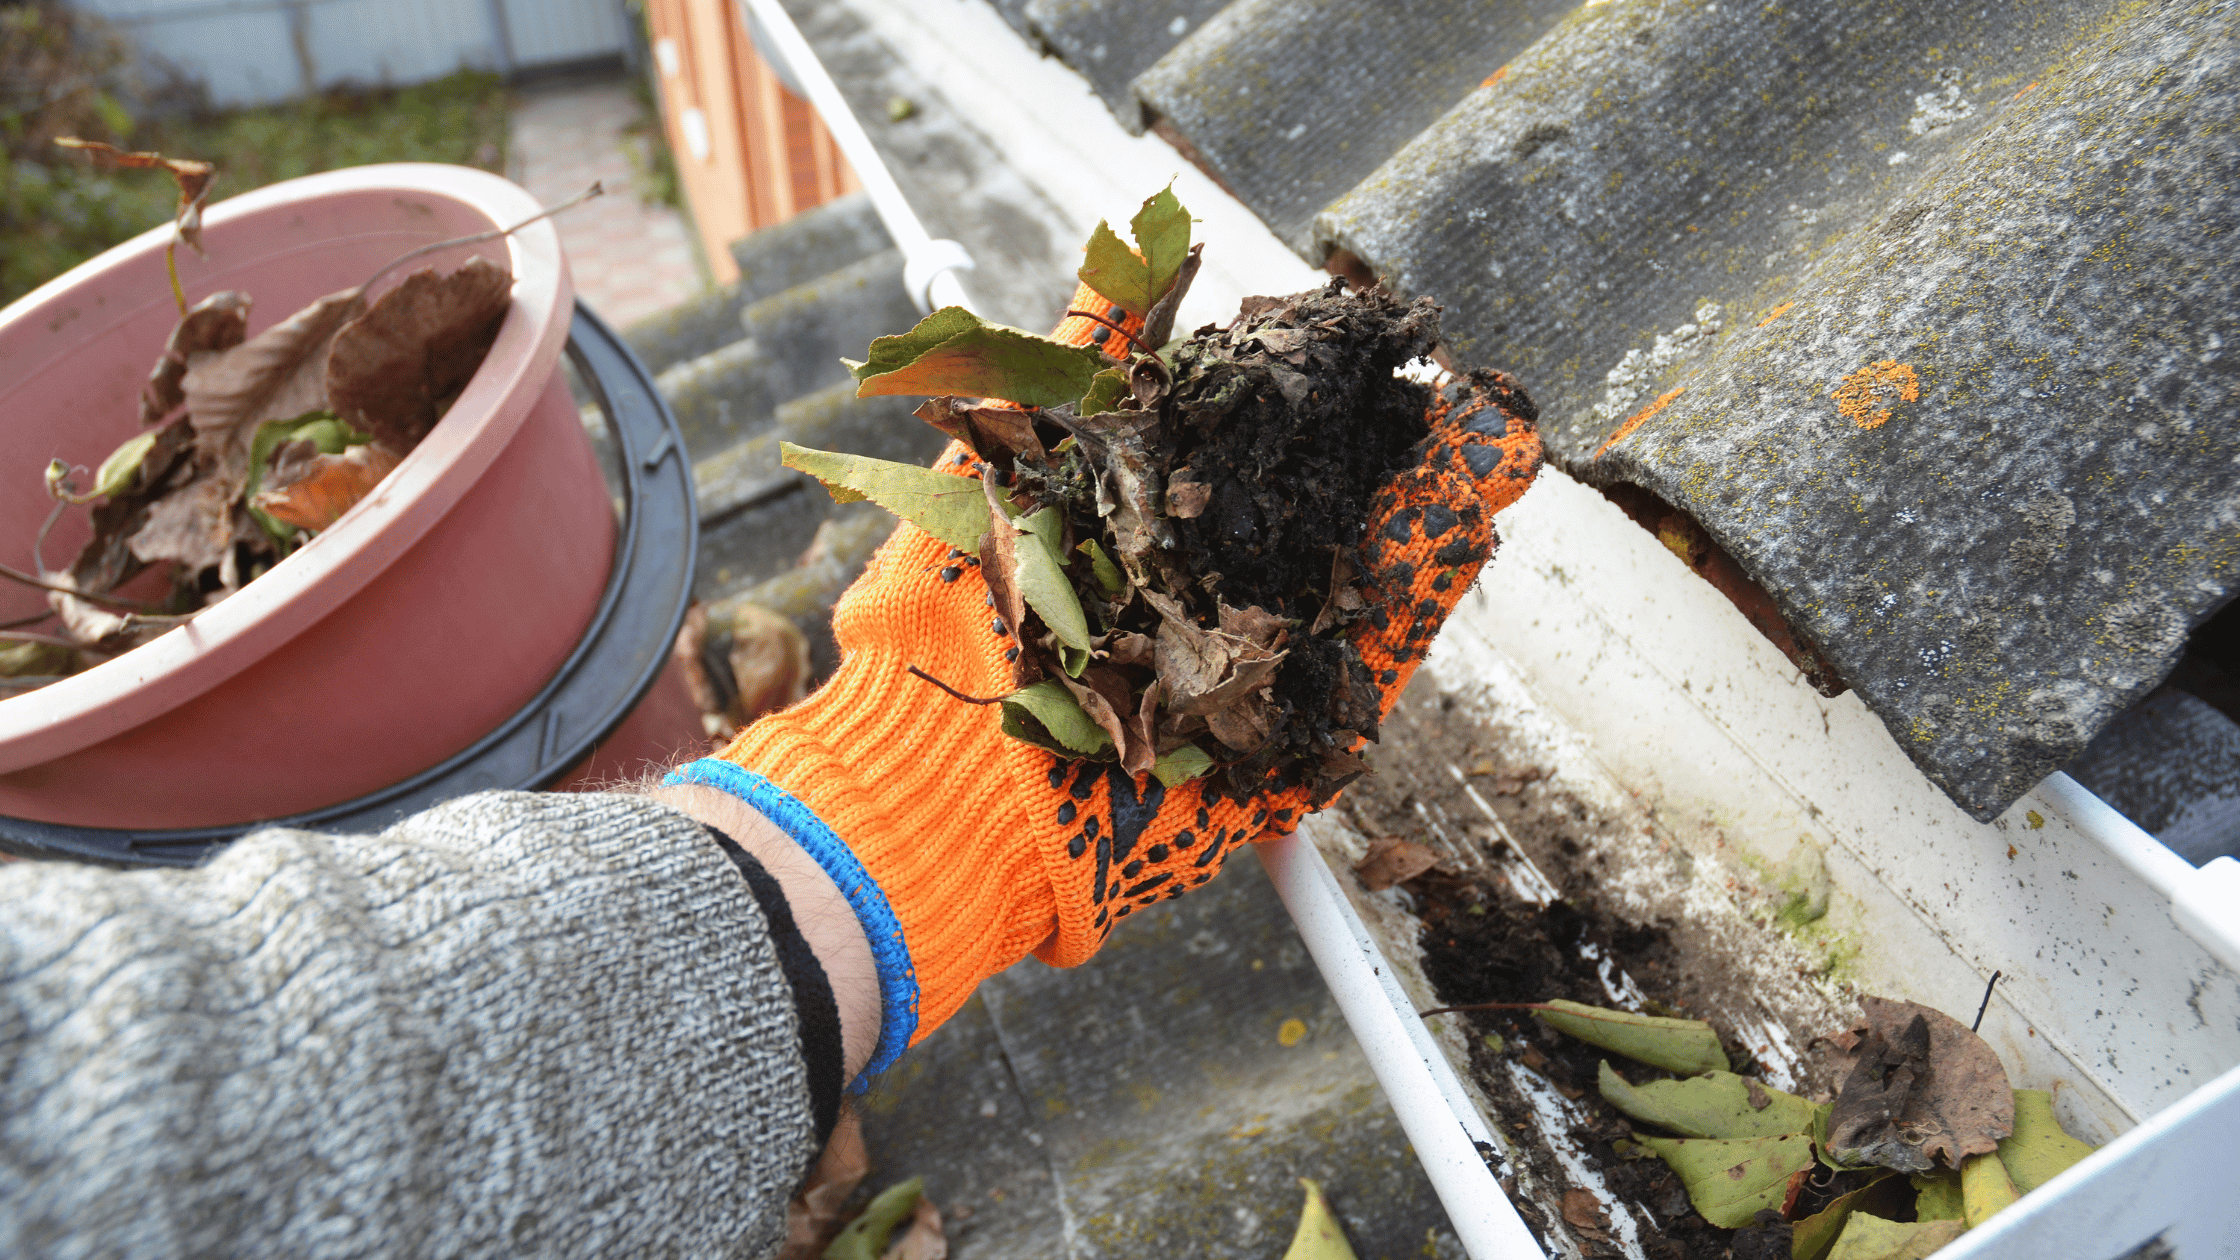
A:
73 0 633 106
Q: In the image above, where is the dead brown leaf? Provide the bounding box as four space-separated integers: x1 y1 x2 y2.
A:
1354 837 1438 891
672 603 732 741
977 478 1039 689
326 257 513 451
1144 590 1286 719
728 603 810 726
182 287 366 448
879 1193 949 1260
1165 474 1211 519
1561 1188 1607 1232
129 474 237 573
778 1111 869 1260
1825 996 2014 1173
142 291 251 425
1100 630 1156 667
1309 547 1365 636
54 139 216 252
252 443 400 533
1203 694 1277 754
66 417 195 596
1061 665 1147 775
914 396 1046 466
1217 602 1291 650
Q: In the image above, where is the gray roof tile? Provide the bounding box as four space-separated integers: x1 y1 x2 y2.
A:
1022 0 1233 123
1132 0 1573 249
1001 0 2240 819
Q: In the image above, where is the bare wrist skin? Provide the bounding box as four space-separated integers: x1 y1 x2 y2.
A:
649 782 882 1083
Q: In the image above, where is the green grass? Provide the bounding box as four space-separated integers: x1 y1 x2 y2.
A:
3 69 510 305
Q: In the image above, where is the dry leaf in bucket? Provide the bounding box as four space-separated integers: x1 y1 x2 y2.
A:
783 186 1453 803
8 172 598 693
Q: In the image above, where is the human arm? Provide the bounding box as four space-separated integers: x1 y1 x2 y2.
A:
0 789 850 1259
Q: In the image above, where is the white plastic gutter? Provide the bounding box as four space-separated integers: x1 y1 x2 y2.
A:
1259 833 1553 1258
735 0 977 314
2038 772 2240 977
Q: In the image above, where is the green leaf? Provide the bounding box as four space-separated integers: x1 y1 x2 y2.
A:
1077 538 1125 595
245 409 346 541
1153 743 1215 787
1078 220 1155 316
1814 1102 1878 1171
823 1176 924 1260
781 443 992 551
1001 680 1115 757
1998 1088 2095 1193
1015 507 1091 653
1634 1133 1816 1229
1960 1150 2018 1228
1910 1170 1964 1221
1790 1171 1900 1260
846 307 1105 408
1825 1214 1968 1260
1595 1062 1814 1139
843 306 981 379
1078 367 1130 417
1280 1178 1360 1260
1534 1000 1729 1076
91 430 158 499
1131 184 1194 311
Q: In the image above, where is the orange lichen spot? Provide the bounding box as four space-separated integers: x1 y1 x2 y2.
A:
1481 66 1509 89
1833 360 1919 430
2012 81 2039 102
1596 386 1686 458
1756 301 1796 328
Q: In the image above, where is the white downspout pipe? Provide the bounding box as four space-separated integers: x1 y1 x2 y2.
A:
735 0 977 314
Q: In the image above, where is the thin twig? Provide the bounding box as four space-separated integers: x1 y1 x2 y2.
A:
0 610 57 631
1418 1001 1547 1019
0 629 87 651
33 497 68 573
1065 309 1155 358
1972 971 2002 1032
0 562 159 612
906 664 1006 705
358 181 606 295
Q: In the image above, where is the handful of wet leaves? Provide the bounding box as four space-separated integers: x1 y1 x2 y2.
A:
2 143 579 695
783 187 1443 801
1457 993 2098 1259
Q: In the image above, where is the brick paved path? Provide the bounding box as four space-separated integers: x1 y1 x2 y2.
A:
510 77 704 330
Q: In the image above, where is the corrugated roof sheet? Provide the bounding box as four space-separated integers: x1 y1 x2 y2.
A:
994 0 2240 820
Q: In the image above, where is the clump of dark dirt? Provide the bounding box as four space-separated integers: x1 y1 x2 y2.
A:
955 279 1450 802
1411 872 1738 1260
1161 281 1439 613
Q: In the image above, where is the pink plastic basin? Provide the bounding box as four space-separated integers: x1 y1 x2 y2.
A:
0 164 620 829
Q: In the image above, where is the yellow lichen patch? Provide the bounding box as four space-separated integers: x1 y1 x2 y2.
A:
1596 385 1686 458
1756 301 1796 328
1833 359 1920 430
1277 1017 1308 1047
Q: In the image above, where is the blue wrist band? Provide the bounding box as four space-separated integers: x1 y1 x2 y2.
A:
665 757 918 1088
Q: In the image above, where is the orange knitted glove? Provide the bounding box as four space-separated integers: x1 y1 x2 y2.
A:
667 283 1541 1082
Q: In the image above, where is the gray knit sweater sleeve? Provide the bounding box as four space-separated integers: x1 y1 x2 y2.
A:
0 791 819 1260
